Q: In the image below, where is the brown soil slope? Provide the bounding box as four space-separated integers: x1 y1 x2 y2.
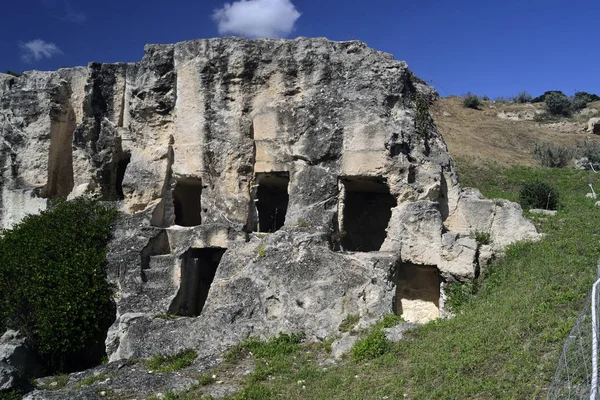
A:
432 96 600 167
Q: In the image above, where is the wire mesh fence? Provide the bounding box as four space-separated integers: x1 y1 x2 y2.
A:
547 267 600 400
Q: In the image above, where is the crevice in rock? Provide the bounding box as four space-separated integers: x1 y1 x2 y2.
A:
339 177 397 252
439 171 450 221
169 247 226 317
101 138 131 201
252 172 289 233
393 263 440 321
41 102 76 198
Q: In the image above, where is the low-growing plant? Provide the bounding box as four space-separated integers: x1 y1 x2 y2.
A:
146 349 197 373
224 332 305 363
481 94 490 101
257 243 266 258
338 313 360 332
198 374 215 386
471 230 491 245
75 372 107 389
463 92 482 109
575 140 600 166
519 181 560 210
352 329 391 361
532 142 572 168
445 280 478 313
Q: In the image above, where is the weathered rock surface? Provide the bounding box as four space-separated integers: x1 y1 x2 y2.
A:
0 330 43 390
588 117 600 134
0 37 540 395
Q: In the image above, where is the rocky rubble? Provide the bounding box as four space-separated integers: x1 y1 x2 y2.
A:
0 37 540 396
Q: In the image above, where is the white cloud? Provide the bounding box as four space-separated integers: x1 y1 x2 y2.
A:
19 39 63 63
213 0 301 38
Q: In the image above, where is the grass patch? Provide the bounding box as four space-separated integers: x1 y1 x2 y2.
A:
75 372 107 389
145 349 197 373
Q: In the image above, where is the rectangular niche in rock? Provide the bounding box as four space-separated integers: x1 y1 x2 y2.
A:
168 247 226 317
394 263 440 323
173 178 202 226
340 177 397 251
255 172 289 233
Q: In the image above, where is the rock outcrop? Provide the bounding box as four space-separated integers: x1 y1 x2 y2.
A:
0 37 540 366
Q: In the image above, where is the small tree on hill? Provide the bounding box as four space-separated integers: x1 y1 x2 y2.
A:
545 91 572 117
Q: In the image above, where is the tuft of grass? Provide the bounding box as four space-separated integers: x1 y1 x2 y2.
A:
198 374 215 386
338 314 360 332
471 230 491 245
352 330 392 361
257 243 267 258
75 372 107 389
145 349 197 373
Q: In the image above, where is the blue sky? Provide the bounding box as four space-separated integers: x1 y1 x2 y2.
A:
0 0 598 98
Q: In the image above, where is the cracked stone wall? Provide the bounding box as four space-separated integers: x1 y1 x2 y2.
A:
0 37 540 362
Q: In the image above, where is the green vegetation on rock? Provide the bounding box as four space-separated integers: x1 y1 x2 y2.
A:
0 197 118 373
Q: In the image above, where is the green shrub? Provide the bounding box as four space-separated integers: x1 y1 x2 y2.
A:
481 95 490 101
532 90 565 103
532 142 572 168
0 197 118 373
518 181 560 210
510 91 533 104
545 91 572 116
571 91 599 111
352 330 391 361
471 231 491 245
575 141 600 165
463 92 482 109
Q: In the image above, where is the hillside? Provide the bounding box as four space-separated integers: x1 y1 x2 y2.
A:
432 96 600 168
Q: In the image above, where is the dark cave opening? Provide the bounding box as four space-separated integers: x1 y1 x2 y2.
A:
173 178 202 227
255 173 289 233
341 177 397 252
168 248 226 317
115 152 131 200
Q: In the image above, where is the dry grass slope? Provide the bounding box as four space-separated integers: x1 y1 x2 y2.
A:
432 96 600 168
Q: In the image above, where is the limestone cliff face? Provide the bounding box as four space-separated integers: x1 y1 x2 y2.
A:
0 37 539 361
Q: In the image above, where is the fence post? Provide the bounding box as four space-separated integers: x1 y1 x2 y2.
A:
591 263 600 400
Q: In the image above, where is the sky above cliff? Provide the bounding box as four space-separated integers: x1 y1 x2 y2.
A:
0 0 598 98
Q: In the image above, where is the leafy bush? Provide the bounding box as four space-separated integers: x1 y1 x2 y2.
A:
463 92 482 109
352 330 391 361
510 91 533 104
532 142 572 168
545 91 572 116
4 70 21 78
571 91 599 112
481 95 490 101
518 181 560 210
575 140 600 165
0 197 118 372
532 90 565 103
